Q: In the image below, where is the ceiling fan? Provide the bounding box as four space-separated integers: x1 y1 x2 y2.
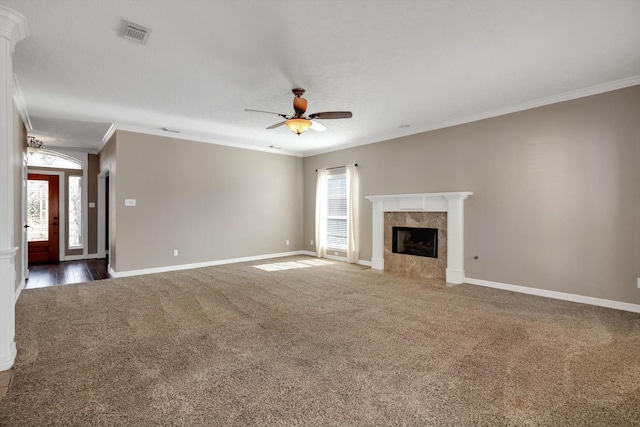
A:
245 88 352 135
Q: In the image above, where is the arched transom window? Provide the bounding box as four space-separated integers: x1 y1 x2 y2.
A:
27 149 82 170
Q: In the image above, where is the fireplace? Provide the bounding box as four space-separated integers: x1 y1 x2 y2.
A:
384 213 446 279
365 192 473 284
392 227 438 258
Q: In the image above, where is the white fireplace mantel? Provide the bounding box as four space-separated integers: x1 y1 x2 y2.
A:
365 192 473 284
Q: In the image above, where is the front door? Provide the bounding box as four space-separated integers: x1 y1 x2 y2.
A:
27 174 60 263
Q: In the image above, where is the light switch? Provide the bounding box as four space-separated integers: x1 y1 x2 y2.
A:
124 199 136 207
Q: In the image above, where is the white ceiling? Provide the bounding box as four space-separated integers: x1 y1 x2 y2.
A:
5 0 640 157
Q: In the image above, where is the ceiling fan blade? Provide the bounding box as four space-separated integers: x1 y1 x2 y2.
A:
245 109 288 118
310 120 327 132
267 121 286 130
308 111 353 120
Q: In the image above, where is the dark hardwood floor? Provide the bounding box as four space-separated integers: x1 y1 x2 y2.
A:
25 259 110 289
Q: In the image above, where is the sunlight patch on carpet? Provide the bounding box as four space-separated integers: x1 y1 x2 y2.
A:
254 259 333 271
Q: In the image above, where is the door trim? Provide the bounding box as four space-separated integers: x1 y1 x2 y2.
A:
21 151 28 278
27 169 65 261
97 167 109 259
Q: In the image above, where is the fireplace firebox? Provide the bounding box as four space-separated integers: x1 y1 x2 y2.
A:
392 227 438 258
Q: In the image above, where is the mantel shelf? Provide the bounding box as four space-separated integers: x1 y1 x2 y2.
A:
365 192 473 202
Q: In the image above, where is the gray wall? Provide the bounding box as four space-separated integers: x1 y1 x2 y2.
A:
108 131 303 272
303 86 640 305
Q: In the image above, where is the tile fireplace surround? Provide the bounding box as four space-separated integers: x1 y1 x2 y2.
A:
365 192 473 284
385 212 447 280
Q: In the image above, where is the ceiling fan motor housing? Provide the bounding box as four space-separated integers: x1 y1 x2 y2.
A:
293 96 308 115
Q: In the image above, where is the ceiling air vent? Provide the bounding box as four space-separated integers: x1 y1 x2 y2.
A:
121 20 151 44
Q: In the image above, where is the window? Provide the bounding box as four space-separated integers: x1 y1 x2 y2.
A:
326 173 347 250
27 149 82 169
68 176 82 248
315 165 359 262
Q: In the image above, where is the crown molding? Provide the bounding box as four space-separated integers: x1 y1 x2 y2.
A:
303 76 640 157
12 73 31 131
99 123 303 157
99 76 640 159
98 124 116 152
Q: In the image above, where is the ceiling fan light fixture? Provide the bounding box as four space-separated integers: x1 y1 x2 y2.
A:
246 87 352 134
285 118 312 135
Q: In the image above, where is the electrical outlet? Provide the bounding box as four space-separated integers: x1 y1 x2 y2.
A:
173 249 178 257
310 240 314 246
334 252 339 256
286 240 290 245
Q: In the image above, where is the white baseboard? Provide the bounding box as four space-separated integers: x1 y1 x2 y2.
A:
108 251 372 278
300 250 371 266
109 251 305 278
465 277 640 313
0 342 16 371
62 253 102 261
102 254 640 313
14 277 25 302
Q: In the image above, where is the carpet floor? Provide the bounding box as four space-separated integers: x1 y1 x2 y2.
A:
1 256 639 426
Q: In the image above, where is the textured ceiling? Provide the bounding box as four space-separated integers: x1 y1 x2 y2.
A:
5 0 640 156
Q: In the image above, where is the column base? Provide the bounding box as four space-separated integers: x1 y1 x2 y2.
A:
446 268 465 285
0 247 18 370
0 342 16 371
371 257 384 270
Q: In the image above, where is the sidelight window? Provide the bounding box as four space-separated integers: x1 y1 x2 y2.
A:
68 176 82 248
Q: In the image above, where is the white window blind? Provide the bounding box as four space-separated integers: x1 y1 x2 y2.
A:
326 173 347 250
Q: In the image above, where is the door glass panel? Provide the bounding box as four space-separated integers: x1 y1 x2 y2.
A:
69 176 82 248
27 179 49 242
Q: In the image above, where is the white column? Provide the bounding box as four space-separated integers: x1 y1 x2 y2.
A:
370 200 384 269
445 195 465 284
0 6 28 371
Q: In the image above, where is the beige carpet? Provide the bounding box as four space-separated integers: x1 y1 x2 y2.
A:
1 256 639 426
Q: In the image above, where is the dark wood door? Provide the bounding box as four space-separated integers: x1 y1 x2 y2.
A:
27 174 60 263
